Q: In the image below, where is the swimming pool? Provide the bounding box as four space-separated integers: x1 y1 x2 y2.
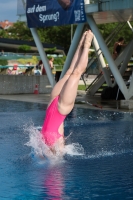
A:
0 100 133 199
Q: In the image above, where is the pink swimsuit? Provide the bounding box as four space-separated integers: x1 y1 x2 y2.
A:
41 96 66 146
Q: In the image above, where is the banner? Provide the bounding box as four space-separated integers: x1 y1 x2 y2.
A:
26 0 86 28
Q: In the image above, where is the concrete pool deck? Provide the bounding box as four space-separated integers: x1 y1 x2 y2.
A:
0 90 133 112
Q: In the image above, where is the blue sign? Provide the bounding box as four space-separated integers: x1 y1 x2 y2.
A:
26 0 86 28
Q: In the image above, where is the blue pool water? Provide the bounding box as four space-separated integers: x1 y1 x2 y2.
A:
0 100 133 200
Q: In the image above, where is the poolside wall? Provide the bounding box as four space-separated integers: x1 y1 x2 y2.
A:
0 75 52 94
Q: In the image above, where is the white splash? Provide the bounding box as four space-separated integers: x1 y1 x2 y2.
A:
24 125 85 162
24 125 53 160
64 143 85 156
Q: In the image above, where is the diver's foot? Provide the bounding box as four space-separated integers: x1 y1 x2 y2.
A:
84 30 94 49
77 31 87 50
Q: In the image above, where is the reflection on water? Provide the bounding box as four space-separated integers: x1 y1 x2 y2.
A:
44 165 65 199
0 100 133 199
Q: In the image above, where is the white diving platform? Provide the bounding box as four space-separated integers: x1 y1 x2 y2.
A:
85 0 133 24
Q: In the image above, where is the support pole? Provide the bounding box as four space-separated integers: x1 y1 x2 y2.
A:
127 21 133 32
86 15 128 99
112 41 133 86
115 43 132 67
30 28 55 87
119 40 133 75
60 23 85 79
129 70 133 96
71 24 73 44
92 36 112 86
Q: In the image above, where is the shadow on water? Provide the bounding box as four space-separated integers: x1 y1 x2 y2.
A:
0 100 133 199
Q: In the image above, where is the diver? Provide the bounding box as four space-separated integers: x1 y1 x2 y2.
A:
41 30 94 155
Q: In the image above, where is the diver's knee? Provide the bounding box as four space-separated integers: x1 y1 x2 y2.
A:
72 67 84 75
65 68 73 75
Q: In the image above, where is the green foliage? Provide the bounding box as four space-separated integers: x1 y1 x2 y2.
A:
78 85 88 90
54 57 66 65
1 21 133 56
18 45 31 52
97 22 133 53
37 25 77 53
0 29 9 38
55 66 63 70
0 22 32 40
6 22 32 40
0 59 8 66
32 56 38 64
45 47 57 54
17 56 39 65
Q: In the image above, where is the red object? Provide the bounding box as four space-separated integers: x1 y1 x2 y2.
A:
87 102 102 109
93 104 103 109
34 84 39 94
13 64 18 70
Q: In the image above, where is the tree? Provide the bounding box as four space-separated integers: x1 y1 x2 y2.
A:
0 59 8 66
37 25 77 53
97 22 133 53
1 21 133 55
0 29 11 38
1 21 32 40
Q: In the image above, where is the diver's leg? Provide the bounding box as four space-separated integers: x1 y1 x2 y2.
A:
58 30 94 115
49 31 87 102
